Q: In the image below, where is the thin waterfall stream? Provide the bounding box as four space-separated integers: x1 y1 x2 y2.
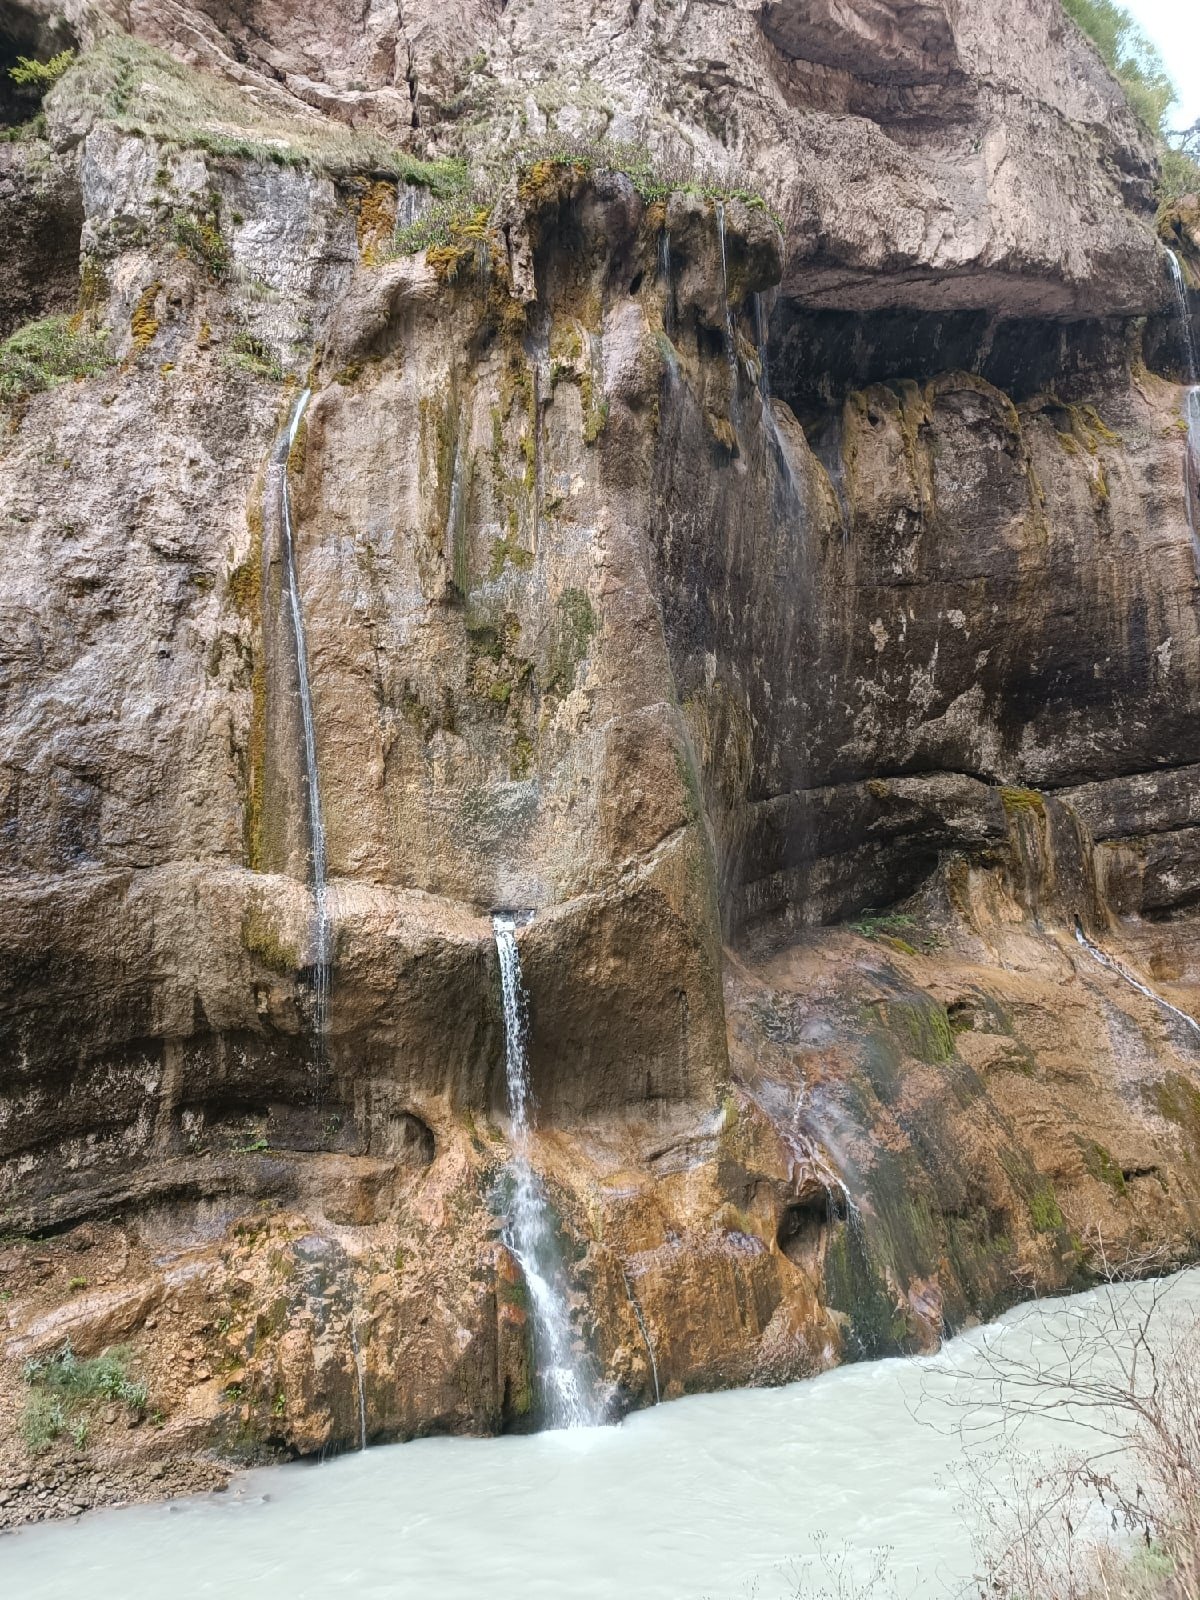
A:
348 1318 368 1452
715 201 740 408
1074 918 1200 1041
494 914 596 1429
1167 250 1200 565
273 387 331 1047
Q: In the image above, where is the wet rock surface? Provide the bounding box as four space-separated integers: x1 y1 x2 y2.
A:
0 0 1199 1526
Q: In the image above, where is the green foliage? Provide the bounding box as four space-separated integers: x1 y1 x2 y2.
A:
0 111 46 144
0 315 111 406
516 135 776 218
20 1341 148 1452
24 1341 149 1412
21 1392 66 1452
8 50 75 92
391 137 778 262
1061 0 1175 136
849 911 942 954
172 207 229 278
393 195 489 257
227 332 283 382
1028 1182 1065 1233
1160 143 1200 203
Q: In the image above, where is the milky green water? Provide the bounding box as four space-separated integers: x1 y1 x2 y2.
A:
4 1270 1198 1600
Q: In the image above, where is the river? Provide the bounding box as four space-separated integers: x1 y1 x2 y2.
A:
4 1269 1199 1599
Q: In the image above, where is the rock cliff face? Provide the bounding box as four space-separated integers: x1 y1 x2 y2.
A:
2 0 1200 1520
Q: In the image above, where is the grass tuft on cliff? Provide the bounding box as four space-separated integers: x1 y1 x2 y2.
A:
513 135 779 219
0 315 111 406
21 1341 148 1453
47 34 467 191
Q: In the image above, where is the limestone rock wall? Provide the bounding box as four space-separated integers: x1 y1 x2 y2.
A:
0 0 1199 1514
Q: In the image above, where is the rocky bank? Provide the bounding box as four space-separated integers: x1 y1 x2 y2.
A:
2 0 1200 1527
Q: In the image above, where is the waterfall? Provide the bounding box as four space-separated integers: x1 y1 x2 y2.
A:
715 201 740 405
275 388 331 1044
620 1268 661 1404
445 426 468 593
658 228 674 333
1168 250 1197 385
1074 919 1200 1041
1167 250 1200 564
753 291 770 400
348 1317 367 1451
494 914 596 1429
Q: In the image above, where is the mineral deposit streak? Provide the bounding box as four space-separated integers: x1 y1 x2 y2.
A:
275 387 331 1045
494 914 596 1429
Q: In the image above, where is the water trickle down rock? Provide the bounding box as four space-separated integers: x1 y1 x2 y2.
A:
754 292 770 402
1167 250 1200 568
715 200 740 416
1074 918 1200 1043
273 387 331 1054
494 913 597 1430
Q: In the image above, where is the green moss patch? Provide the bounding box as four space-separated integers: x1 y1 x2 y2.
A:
543 587 597 698
241 904 299 974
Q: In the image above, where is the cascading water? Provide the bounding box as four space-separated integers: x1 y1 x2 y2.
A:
348 1317 368 1452
274 388 331 1046
620 1267 660 1404
753 291 770 400
1167 250 1200 565
1168 249 1197 385
1074 918 1200 1041
715 201 740 408
658 226 674 335
493 914 596 1429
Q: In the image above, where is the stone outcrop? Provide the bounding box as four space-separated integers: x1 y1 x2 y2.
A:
1 0 1200 1524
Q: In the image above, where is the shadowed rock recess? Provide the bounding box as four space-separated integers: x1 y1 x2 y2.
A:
2 0 1200 1520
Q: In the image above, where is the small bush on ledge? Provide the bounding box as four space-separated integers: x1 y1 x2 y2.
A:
0 315 111 407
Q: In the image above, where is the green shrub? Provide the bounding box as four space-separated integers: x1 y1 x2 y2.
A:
1062 0 1174 136
172 208 229 279
1161 141 1200 203
226 332 283 381
23 1340 149 1414
8 50 75 93
514 135 778 220
849 911 942 954
0 315 111 406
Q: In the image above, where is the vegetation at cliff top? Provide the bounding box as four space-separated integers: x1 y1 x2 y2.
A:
46 33 465 190
392 136 778 258
0 315 111 406
1061 0 1200 199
